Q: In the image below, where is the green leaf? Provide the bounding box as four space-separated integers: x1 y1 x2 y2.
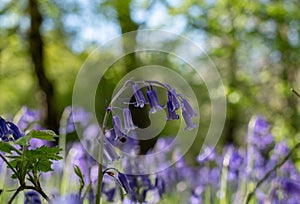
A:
26 130 57 141
15 135 31 146
0 141 18 153
15 130 57 146
74 165 85 195
74 164 84 182
23 146 62 172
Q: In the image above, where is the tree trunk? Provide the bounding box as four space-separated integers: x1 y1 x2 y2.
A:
28 0 59 133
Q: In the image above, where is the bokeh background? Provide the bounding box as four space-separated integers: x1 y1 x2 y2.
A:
1 0 300 163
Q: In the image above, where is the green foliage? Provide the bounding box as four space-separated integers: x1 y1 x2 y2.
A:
0 130 62 203
74 164 85 186
73 164 85 196
15 130 57 146
0 142 19 154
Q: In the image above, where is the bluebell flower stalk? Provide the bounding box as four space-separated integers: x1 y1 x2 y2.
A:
96 79 198 204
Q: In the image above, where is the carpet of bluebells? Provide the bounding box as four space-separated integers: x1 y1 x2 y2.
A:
1 82 300 204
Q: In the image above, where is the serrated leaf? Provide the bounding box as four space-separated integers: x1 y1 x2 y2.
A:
15 130 57 146
35 160 53 172
15 135 32 146
26 130 57 141
0 141 18 153
23 146 62 172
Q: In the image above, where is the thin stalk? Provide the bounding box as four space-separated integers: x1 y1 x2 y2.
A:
8 186 23 204
0 160 8 204
95 82 131 204
244 140 300 204
291 88 300 98
237 116 256 203
0 153 20 181
220 148 232 204
95 79 171 203
59 107 72 162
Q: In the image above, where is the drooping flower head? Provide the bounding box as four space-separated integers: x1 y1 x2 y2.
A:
132 83 146 108
146 86 163 114
103 168 132 194
0 116 24 141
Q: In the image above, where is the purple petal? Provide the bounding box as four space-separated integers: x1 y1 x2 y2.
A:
123 108 137 132
7 121 24 140
132 83 146 108
112 115 125 140
181 98 197 117
167 89 180 111
166 100 179 121
146 89 163 114
0 117 9 140
182 108 197 131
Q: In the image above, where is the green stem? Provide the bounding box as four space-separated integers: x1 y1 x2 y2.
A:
0 153 21 181
291 88 300 98
238 116 256 203
8 185 23 204
244 140 300 204
220 148 232 204
95 82 131 204
94 79 171 203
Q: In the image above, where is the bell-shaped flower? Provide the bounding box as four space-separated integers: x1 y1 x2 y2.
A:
181 98 197 117
166 100 179 120
123 108 137 132
112 115 126 142
104 168 132 194
182 107 197 131
132 83 146 108
146 89 163 114
180 98 197 130
103 138 120 163
7 121 24 140
0 117 9 140
167 89 180 111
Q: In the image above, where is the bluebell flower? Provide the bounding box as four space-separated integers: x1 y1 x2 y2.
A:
279 178 300 197
180 98 197 117
182 108 197 131
146 88 163 114
0 116 9 141
180 98 197 130
7 121 24 140
103 139 120 163
166 100 179 121
190 186 203 204
0 116 24 141
132 83 146 108
249 116 274 150
24 191 42 204
104 168 132 194
104 187 116 202
123 108 136 132
52 194 82 204
112 115 126 142
167 89 180 111
154 176 166 197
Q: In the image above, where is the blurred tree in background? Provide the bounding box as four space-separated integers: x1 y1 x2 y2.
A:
0 0 300 156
